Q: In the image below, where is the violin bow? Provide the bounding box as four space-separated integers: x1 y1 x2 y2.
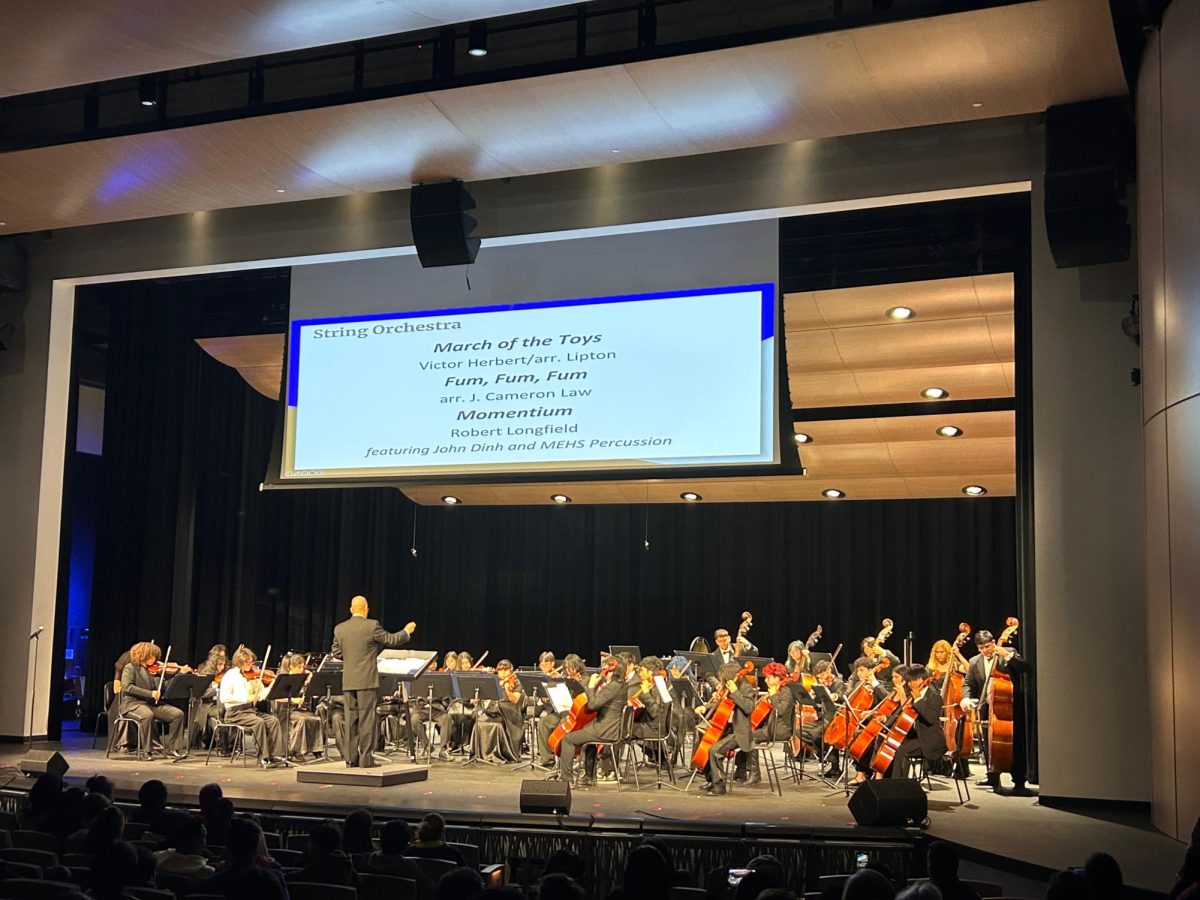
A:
157 645 173 695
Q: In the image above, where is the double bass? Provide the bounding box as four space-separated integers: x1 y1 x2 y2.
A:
940 623 971 755
985 617 1020 774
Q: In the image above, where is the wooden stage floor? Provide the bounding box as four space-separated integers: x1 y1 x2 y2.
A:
0 734 1181 896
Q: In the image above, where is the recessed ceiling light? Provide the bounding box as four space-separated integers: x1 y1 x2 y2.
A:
794 432 812 444
921 387 950 400
441 495 461 505
962 485 987 496
680 491 702 502
611 148 622 153
468 20 488 56
550 494 571 504
822 488 845 499
0 222 6 227
138 74 158 107
936 425 963 438
885 306 915 320
275 188 286 193
971 101 984 108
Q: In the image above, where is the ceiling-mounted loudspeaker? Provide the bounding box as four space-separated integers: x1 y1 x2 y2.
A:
1043 98 1133 269
410 180 480 268
0 239 27 293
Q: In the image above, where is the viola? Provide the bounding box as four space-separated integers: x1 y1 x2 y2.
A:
244 666 276 685
145 661 189 677
986 617 1020 774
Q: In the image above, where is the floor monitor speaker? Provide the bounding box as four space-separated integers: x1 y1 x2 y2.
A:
519 779 571 815
19 749 69 779
847 778 927 826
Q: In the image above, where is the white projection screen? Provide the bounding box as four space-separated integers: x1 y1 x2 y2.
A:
277 220 784 484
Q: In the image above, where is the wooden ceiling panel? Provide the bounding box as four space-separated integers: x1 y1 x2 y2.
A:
785 329 847 373
787 371 867 408
829 317 1006 371
987 314 1016 360
902 474 1015 498
197 334 284 369
886 436 1014 476
795 443 901 479
871 410 1015 443
793 419 884 446
850 363 1012 406
0 0 1124 236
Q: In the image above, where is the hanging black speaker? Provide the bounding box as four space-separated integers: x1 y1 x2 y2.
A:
847 779 927 826
1043 98 1133 269
410 180 480 268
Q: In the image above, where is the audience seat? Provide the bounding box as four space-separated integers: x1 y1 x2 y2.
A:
962 880 1004 897
406 856 458 881
0 847 59 869
0 861 41 880
447 842 479 869
123 821 148 840
0 880 80 899
126 888 177 900
262 831 283 849
156 872 203 896
60 853 91 868
670 888 706 899
271 848 304 867
285 833 309 852
0 811 20 831
11 831 60 854
0 831 11 850
360 873 418 900
288 884 357 900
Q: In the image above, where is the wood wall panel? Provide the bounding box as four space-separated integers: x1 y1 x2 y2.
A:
1138 31 1166 423
1144 410 1177 837
1161 0 1200 408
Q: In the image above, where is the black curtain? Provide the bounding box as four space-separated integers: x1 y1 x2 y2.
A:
82 283 1018 726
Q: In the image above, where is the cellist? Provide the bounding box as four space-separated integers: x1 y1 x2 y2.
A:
883 664 947 779
556 656 627 787
961 629 1032 794
535 654 585 768
734 661 794 785
692 661 757 796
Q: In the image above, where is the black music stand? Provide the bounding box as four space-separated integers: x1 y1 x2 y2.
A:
674 651 718 681
517 674 555 770
305 670 343 760
161 673 213 759
453 673 502 767
267 673 308 766
609 645 641 661
409 671 452 764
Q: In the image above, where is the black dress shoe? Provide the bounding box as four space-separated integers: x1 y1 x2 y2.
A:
708 784 727 796
823 767 842 778
732 771 747 783
169 750 186 760
976 777 996 787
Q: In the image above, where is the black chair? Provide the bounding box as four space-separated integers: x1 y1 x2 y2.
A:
11 831 59 854
0 810 20 831
406 856 458 882
446 842 479 870
0 879 81 899
360 873 418 900
205 704 252 767
93 682 114 750
0 847 59 869
126 889 177 900
288 884 356 900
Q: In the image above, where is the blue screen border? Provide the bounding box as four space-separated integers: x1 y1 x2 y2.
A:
286 282 776 407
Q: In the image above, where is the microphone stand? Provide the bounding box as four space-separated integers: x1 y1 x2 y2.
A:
27 628 43 750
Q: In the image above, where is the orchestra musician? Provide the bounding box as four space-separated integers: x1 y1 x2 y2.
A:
218 646 286 768
961 629 1032 793
927 639 969 686
557 656 628 787
713 629 737 664
884 664 948 779
734 661 794 785
848 657 892 783
119 642 187 759
861 634 900 671
694 661 758 796
804 659 846 777
536 653 585 768
538 651 558 676
331 595 416 769
629 656 671 752
469 659 526 763
437 652 477 759
190 645 228 748
785 641 811 678
313 652 347 761
274 653 323 760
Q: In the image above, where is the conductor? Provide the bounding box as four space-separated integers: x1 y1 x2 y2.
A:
331 595 416 767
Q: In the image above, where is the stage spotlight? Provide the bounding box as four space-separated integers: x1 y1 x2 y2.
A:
138 74 159 107
680 492 702 502
920 387 949 399
885 306 915 320
822 488 845 499
794 432 812 444
441 495 461 505
936 425 963 437
962 485 987 496
468 20 488 57
550 494 571 504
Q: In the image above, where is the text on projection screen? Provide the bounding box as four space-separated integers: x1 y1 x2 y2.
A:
282 283 778 479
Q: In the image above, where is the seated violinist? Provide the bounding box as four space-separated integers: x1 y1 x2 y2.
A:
886 664 948 779
630 656 670 749
120 642 187 759
469 659 526 763
734 661 794 785
218 646 286 768
274 653 323 760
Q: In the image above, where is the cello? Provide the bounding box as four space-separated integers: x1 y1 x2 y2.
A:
822 621 893 750
985 617 1020 774
547 656 615 756
691 663 754 770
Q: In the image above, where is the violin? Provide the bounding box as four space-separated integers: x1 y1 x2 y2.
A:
146 660 190 677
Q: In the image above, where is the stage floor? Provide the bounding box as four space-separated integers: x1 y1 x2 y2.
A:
1 734 1180 896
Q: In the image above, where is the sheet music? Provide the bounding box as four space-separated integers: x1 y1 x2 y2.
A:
378 656 428 675
653 674 672 704
546 682 573 714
